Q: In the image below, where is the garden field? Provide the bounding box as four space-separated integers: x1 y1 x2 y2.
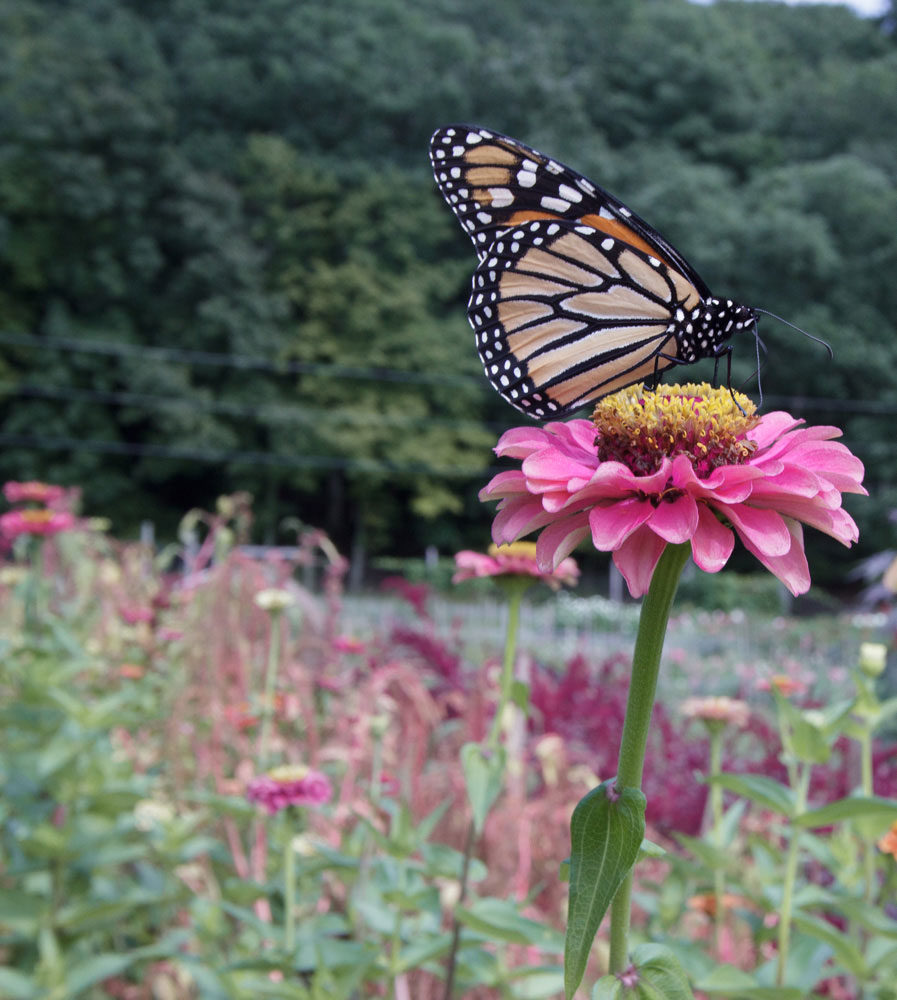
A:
3 486 897 999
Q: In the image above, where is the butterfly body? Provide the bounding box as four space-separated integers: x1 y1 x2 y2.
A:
430 125 757 418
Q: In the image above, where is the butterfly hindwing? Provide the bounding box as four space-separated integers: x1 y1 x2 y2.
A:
429 124 710 297
469 220 704 418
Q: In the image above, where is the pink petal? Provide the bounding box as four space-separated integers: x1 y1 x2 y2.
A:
535 514 591 569
720 503 792 557
480 470 528 500
494 426 554 459
523 448 598 488
741 519 811 596
613 527 668 598
690 504 735 572
750 411 805 448
648 493 699 544
492 498 558 544
589 498 654 550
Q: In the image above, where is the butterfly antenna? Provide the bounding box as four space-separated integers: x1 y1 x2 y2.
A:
738 317 768 406
753 307 834 359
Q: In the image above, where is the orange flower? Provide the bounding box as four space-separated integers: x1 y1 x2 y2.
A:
117 664 145 680
877 821 897 858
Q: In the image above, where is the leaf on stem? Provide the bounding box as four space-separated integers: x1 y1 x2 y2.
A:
461 742 506 834
564 779 646 1000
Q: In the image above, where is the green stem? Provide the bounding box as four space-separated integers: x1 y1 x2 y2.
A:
284 818 296 957
608 542 690 974
776 763 810 986
445 580 527 999
858 724 877 905
258 610 284 770
487 581 527 752
708 724 726 958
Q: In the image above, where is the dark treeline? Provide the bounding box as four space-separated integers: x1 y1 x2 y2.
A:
1 0 896 582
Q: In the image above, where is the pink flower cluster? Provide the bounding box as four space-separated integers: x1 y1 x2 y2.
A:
1 480 77 543
453 541 579 590
246 766 332 814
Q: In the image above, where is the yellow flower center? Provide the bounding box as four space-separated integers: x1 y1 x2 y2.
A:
268 765 309 784
487 541 538 560
21 509 55 524
592 382 759 477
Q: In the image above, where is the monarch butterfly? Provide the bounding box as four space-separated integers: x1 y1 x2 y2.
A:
429 125 758 419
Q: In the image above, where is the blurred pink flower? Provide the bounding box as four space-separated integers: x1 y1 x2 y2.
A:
480 383 865 597
246 765 332 814
453 541 579 590
333 635 366 654
120 605 155 625
757 674 808 697
3 480 67 505
0 507 76 540
681 695 750 728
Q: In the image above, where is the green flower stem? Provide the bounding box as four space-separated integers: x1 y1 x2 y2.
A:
776 762 810 986
283 819 296 956
24 536 45 633
608 542 690 974
707 723 726 958
445 577 528 1000
486 580 528 753
258 609 284 771
858 723 877 904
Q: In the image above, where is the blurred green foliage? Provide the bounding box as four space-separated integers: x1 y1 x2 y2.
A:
0 0 895 579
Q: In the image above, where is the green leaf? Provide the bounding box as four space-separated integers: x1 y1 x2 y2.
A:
592 976 624 1000
708 774 795 817
631 944 695 1000
0 968 40 1000
509 965 566 999
794 794 897 829
458 898 564 950
65 953 134 996
394 931 452 972
792 911 866 977
511 679 530 712
460 742 506 834
564 780 646 1000
695 964 802 998
637 838 667 862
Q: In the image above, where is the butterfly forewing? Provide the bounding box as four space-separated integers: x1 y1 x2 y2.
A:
471 220 703 418
429 124 710 296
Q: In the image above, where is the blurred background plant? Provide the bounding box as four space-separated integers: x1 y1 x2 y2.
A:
3 490 897 997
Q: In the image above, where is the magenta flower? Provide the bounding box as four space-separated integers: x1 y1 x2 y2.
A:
246 765 332 814
2 481 67 505
0 507 76 540
453 541 579 590
481 382 865 597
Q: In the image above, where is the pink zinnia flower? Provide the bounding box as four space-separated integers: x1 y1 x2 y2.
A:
757 674 807 697
3 480 67 505
453 541 579 590
481 382 865 597
0 507 76 540
119 605 155 625
246 765 332 814
681 695 750 728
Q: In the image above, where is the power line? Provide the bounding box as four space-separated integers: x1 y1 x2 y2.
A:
2 379 504 434
2 329 895 416
0 432 497 478
0 330 484 388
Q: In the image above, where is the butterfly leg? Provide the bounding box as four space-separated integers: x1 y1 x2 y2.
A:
712 346 748 414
